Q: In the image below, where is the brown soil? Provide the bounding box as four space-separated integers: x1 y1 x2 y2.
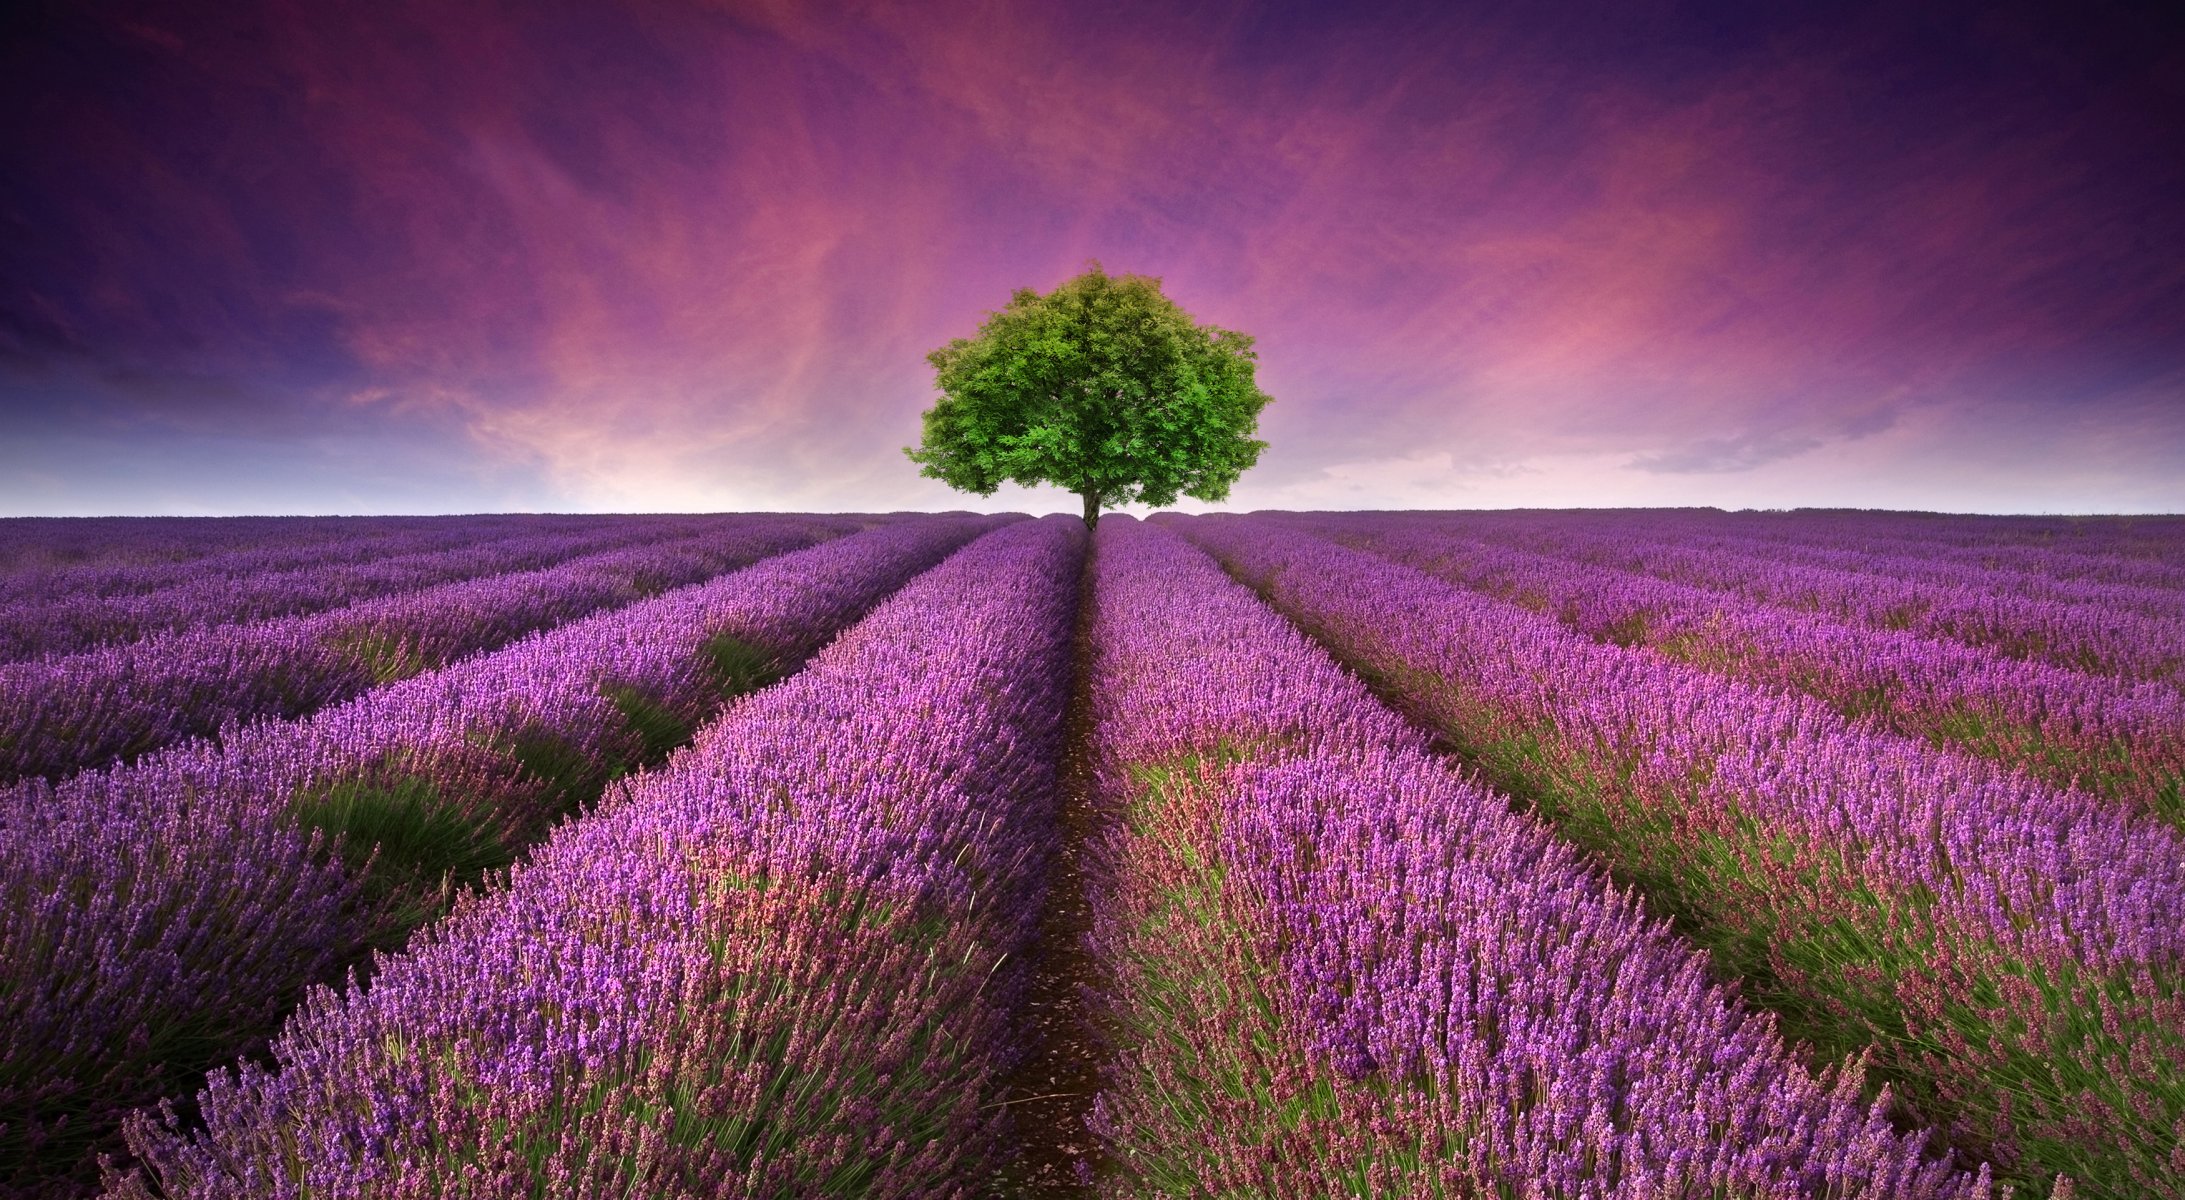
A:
992 547 1107 1197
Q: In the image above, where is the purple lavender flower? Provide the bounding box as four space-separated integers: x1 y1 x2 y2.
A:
1172 512 2185 1197
0 514 824 660
102 515 1083 1198
0 517 852 785
1282 512 2184 821
1081 517 1985 1197
0 515 1003 1197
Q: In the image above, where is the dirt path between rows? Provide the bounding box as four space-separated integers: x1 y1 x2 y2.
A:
993 544 1106 1196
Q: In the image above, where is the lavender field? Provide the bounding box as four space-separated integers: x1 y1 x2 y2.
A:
2 509 2181 1199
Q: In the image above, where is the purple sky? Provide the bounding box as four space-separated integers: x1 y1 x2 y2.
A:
4 0 2182 516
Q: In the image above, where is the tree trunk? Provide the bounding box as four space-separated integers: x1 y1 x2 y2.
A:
1080 490 1100 530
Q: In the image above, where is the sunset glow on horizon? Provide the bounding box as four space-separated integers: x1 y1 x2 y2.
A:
4 0 2181 516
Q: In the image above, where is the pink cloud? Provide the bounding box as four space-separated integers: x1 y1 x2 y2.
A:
4 0 2179 512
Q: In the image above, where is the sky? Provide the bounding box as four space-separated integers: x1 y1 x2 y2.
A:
3 0 2181 516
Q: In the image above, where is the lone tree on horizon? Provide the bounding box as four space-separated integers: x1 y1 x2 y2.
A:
905 262 1272 528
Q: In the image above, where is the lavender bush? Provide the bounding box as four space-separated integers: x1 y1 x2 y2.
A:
0 505 2173 1198
0 515 724 644
0 515 838 784
1439 509 2185 586
1443 510 2185 681
1175 513 2185 1198
0 516 1000 1197
1594 520 2185 621
1288 514 2184 822
1082 518 1987 1197
0 515 474 589
102 515 1083 1197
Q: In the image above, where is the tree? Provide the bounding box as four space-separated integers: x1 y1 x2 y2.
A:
905 261 1272 528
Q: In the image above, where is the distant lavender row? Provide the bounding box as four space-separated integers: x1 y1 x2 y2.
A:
1718 512 2185 581
1422 511 2185 683
0 515 818 662
0 517 838 786
1658 525 2185 620
1900 536 2185 592
1292 515 2185 821
1176 514 2185 1197
1420 508 2185 620
0 515 473 579
0 513 641 608
1472 509 2185 593
104 516 1084 1198
0 515 1000 1198
1530 509 2185 567
1082 519 1981 1196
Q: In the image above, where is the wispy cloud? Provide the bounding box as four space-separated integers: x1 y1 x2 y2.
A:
1627 431 1826 475
2 0 2180 514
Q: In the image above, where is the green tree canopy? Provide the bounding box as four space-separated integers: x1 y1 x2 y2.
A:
905 262 1272 527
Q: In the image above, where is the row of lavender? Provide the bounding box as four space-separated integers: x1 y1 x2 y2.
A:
0 514 827 662
0 515 494 581
0 514 718 623
7 507 2176 1195
0 516 1002 1197
0 515 844 785
1515 513 2185 681
1579 518 2185 620
1173 513 2185 1197
1327 510 2185 599
93 516 2019 1198
1278 514 2184 823
1512 509 2185 585
1349 511 2185 684
101 516 1084 1197
1081 519 1984 1196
